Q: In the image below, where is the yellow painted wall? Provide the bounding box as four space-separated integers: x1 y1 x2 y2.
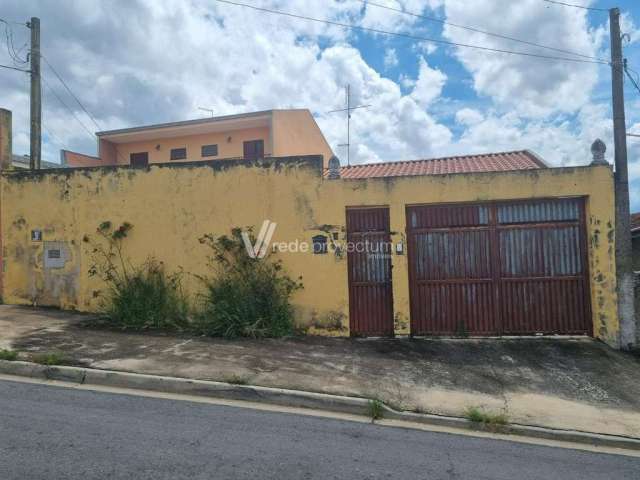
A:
0 158 618 346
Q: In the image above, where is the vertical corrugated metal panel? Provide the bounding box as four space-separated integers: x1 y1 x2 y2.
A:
407 198 590 336
346 207 394 336
497 199 588 334
407 204 496 335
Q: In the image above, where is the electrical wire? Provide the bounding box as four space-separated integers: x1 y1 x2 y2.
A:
356 0 607 62
0 63 29 72
544 0 609 12
42 75 96 140
541 0 608 12
212 0 608 65
41 55 102 130
624 60 640 95
1 19 29 66
0 18 28 26
40 56 132 164
42 123 68 155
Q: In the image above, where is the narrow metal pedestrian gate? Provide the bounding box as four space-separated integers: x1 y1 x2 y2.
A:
346 207 394 336
406 198 591 336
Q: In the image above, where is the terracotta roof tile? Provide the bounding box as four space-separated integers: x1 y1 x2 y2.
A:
325 150 546 180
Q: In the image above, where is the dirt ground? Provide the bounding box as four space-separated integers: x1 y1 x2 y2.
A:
2 305 639 437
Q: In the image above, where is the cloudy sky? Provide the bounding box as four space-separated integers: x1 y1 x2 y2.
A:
1 0 640 210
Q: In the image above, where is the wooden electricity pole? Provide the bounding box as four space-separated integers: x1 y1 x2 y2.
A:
609 7 636 349
28 16 41 170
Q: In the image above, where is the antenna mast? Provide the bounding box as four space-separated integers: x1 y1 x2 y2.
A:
327 84 370 166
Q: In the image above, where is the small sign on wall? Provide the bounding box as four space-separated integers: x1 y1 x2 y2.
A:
31 229 42 242
44 241 67 269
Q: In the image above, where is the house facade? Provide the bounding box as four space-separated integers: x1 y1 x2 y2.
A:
0 106 625 347
65 109 334 168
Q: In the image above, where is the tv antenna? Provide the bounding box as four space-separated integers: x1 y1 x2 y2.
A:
198 107 215 117
327 84 370 166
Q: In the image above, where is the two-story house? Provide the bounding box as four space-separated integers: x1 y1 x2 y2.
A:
64 109 334 168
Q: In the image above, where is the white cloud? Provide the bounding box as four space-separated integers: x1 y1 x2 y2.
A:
2 0 639 213
415 41 438 55
0 0 451 165
451 102 613 167
359 0 443 31
441 0 603 118
455 108 484 126
410 57 447 108
383 48 399 69
314 47 452 163
398 73 416 89
621 12 640 45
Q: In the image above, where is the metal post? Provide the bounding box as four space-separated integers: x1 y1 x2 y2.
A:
29 17 41 170
609 8 636 349
346 84 350 166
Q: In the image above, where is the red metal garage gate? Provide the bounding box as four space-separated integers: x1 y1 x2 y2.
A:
346 207 395 337
406 198 591 336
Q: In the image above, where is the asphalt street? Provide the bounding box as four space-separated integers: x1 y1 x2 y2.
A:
0 379 638 479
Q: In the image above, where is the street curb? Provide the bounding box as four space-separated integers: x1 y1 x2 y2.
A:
2 359 639 451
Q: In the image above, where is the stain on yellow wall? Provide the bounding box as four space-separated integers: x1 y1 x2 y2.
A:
0 157 618 346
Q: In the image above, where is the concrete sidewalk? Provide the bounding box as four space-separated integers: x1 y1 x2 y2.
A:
1 305 639 438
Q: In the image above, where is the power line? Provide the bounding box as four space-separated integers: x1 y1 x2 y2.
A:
0 63 29 72
357 0 607 62
41 55 103 131
624 60 640 95
213 0 608 65
0 18 28 27
1 19 29 66
42 56 131 163
42 75 96 140
42 123 67 152
43 72 128 164
540 0 608 12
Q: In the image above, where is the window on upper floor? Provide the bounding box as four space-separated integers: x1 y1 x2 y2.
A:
243 139 264 160
201 144 218 157
130 152 149 167
170 147 187 161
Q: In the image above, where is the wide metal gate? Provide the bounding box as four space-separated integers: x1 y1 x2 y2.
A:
346 207 394 337
407 198 591 336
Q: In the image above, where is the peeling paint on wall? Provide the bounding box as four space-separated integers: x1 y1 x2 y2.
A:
0 157 618 344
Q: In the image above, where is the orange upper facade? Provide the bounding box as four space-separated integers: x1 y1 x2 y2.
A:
66 109 334 168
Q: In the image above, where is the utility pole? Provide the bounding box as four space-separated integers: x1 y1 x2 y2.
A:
28 17 41 170
327 84 370 166
609 7 636 349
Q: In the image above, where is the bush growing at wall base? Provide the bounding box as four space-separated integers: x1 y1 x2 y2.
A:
195 228 302 338
102 259 190 330
86 222 190 331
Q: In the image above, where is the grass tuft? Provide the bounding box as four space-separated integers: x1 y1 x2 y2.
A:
464 407 508 426
0 349 18 361
367 399 385 421
102 259 190 331
31 352 73 366
222 374 250 385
